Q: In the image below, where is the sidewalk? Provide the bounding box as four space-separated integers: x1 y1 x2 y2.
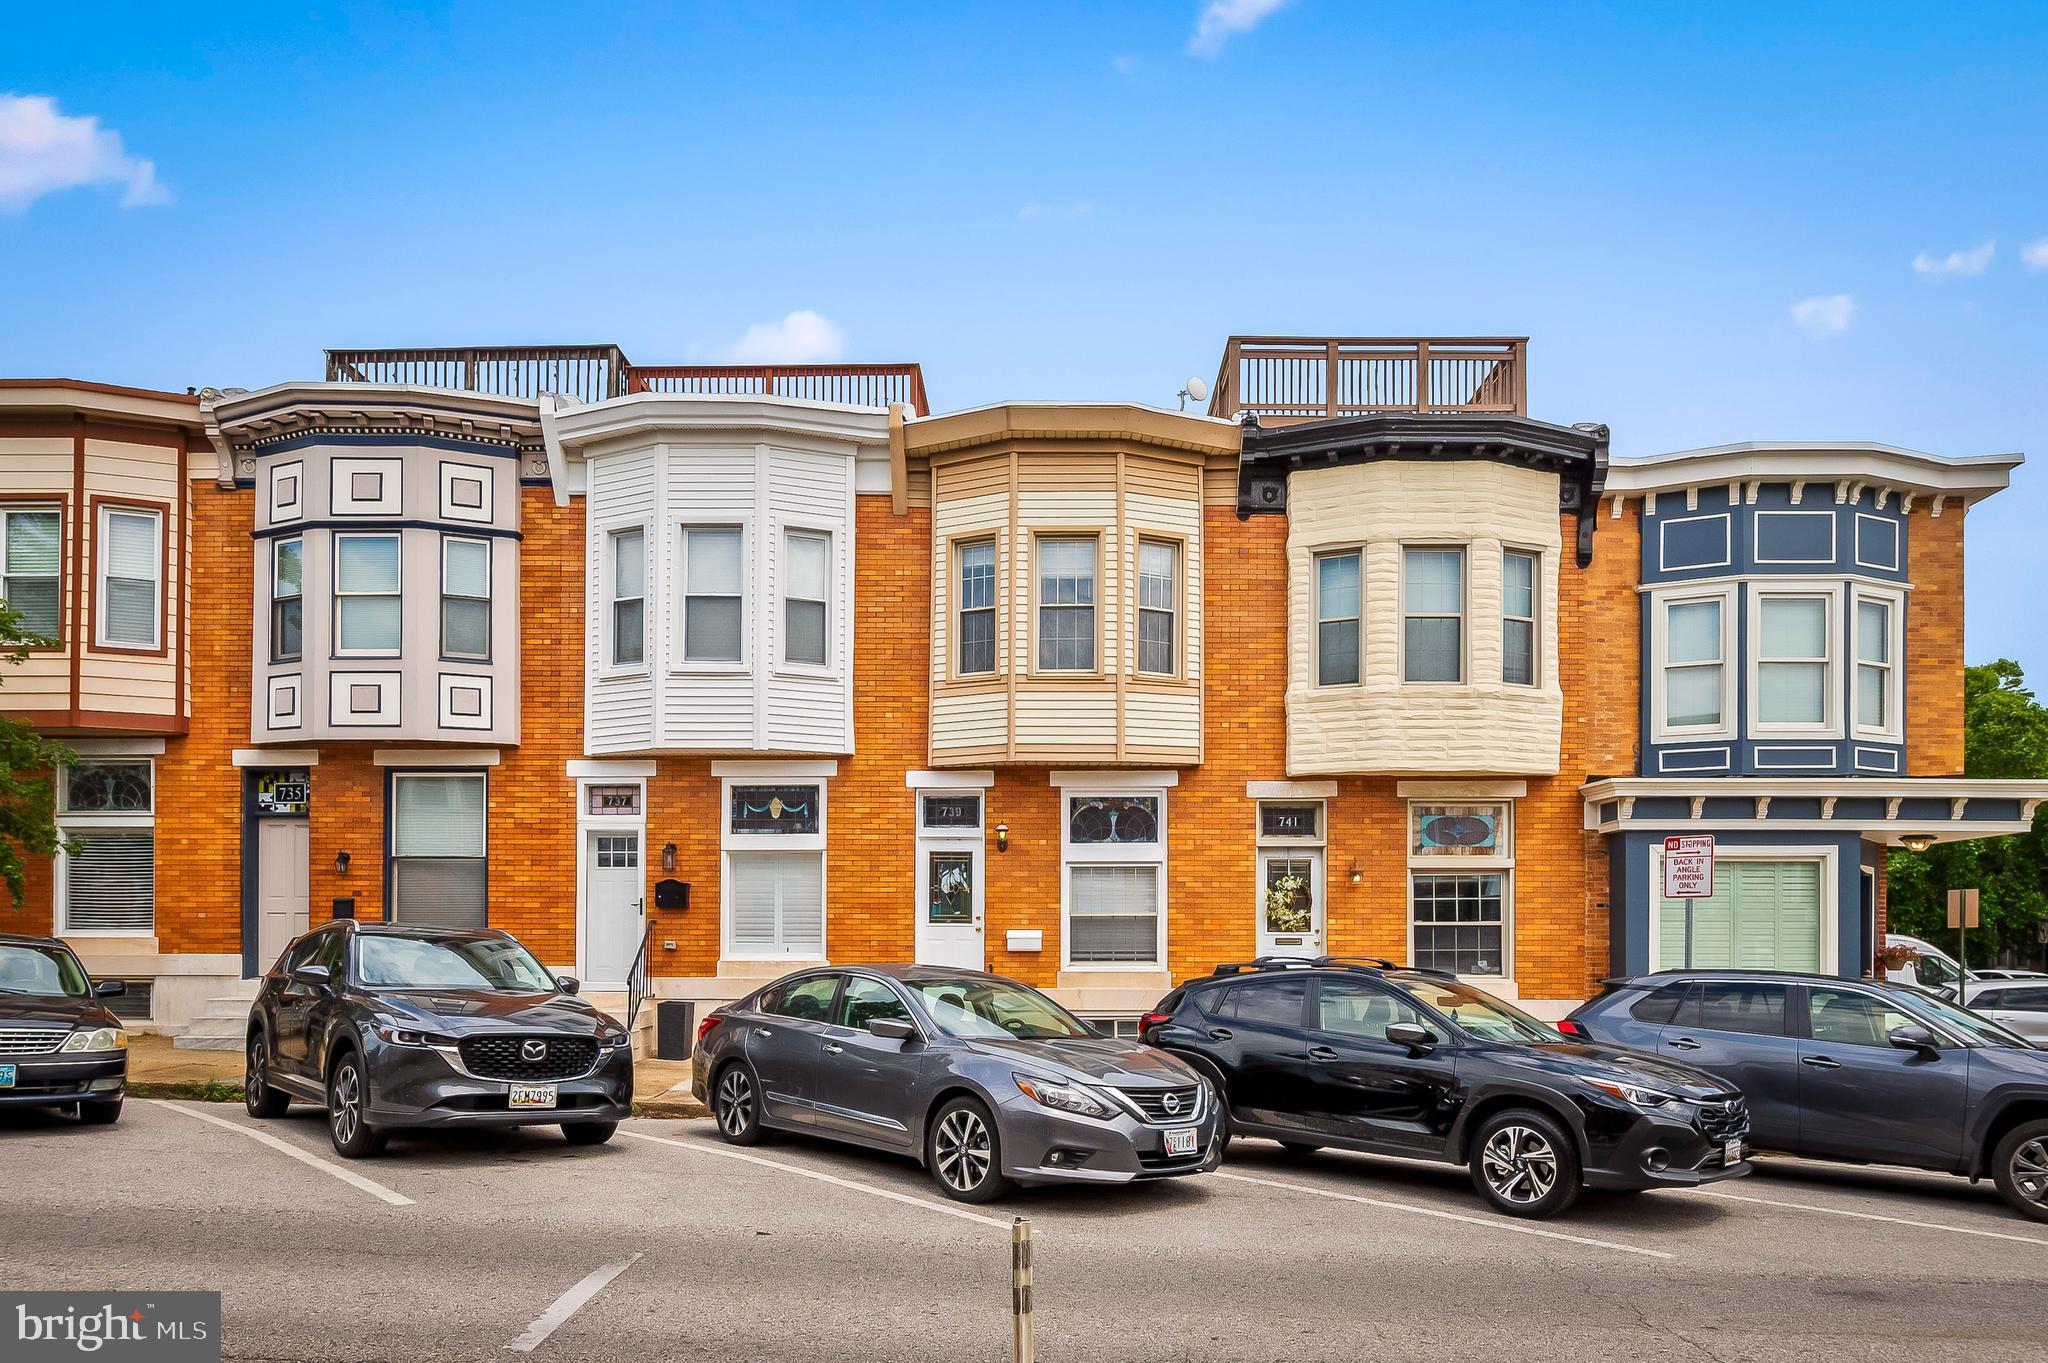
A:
125 1033 708 1117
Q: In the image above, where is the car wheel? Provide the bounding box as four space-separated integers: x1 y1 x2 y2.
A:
1469 1108 1583 1219
928 1096 1013 1204
562 1121 618 1146
246 1034 290 1118
1991 1119 2048 1223
76 1098 123 1126
713 1062 767 1145
1279 1142 1322 1158
326 1049 386 1159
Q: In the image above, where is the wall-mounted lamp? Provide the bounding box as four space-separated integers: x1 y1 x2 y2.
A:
1898 833 1937 854
662 843 678 873
1348 859 1363 886
334 850 351 876
995 822 1010 853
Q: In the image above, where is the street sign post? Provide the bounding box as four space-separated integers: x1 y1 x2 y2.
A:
1663 835 1715 899
1948 888 1981 980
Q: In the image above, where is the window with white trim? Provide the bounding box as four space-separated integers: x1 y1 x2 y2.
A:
1402 546 1464 683
782 530 830 667
956 540 996 675
97 506 161 648
271 537 303 663
58 761 155 934
608 527 645 668
1 505 61 640
1136 539 1179 677
683 526 744 663
1854 594 1897 735
389 773 487 930
1314 550 1360 686
724 780 826 958
1663 597 1726 730
1502 550 1537 686
1408 801 1511 977
1756 592 1832 728
441 536 490 661
1063 792 1164 966
334 533 400 655
1036 536 1097 671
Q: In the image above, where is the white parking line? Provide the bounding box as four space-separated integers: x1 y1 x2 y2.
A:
150 1101 414 1207
506 1252 643 1353
1696 1187 2048 1247
1212 1170 1674 1260
621 1128 1009 1229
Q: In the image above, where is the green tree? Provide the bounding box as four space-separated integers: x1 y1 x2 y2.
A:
0 599 71 909
1888 660 2048 966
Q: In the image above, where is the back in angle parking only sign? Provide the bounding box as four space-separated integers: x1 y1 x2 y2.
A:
1663 835 1715 899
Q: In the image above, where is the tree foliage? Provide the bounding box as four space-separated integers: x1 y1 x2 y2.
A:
1887 660 2048 965
0 600 70 909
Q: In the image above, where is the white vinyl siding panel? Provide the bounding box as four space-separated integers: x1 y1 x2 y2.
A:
585 445 657 752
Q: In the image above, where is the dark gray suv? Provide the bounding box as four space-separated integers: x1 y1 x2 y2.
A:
1567 971 2048 1221
692 965 1222 1202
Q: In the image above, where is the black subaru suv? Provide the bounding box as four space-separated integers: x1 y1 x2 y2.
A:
0 933 129 1124
245 921 633 1157
1142 957 1751 1218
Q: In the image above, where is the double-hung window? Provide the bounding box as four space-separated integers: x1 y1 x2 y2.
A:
1502 550 1537 686
57 760 155 934
389 773 487 930
1403 546 1464 682
1314 551 1361 686
683 527 744 664
97 506 161 649
608 527 645 668
782 530 829 667
334 534 400 655
1 505 61 640
1855 593 1898 735
1662 596 1726 730
441 536 490 661
1757 593 1832 728
1036 537 1096 671
271 537 303 662
1408 801 1512 976
956 540 996 676
1136 539 1179 677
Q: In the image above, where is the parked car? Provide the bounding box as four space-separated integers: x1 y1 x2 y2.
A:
1141 957 1750 1219
1965 980 2048 1046
1882 933 1976 1000
1566 970 2048 1221
693 964 1221 1203
0 933 128 1125
1972 969 2048 983
245 921 632 1157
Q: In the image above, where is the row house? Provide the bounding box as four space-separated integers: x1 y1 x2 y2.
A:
1 340 2040 1039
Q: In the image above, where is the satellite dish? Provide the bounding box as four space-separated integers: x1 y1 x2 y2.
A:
1176 375 1210 410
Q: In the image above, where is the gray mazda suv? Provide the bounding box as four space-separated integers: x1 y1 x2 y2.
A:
692 965 1222 1202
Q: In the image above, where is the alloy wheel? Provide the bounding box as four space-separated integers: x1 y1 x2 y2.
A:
331 1064 361 1146
934 1109 992 1193
2013 1138 2048 1205
717 1070 755 1138
1481 1124 1559 1205
246 1042 265 1103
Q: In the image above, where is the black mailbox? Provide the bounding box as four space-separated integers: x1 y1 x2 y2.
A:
654 878 689 910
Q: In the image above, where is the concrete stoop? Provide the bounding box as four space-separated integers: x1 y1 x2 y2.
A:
171 986 261 1051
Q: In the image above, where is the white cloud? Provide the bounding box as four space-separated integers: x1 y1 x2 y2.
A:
725 310 846 364
0 93 169 213
1112 54 1139 74
1911 240 1995 279
2021 237 2048 273
1019 200 1094 220
1790 293 1855 337
1188 0 1291 57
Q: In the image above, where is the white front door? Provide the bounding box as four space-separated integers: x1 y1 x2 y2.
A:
583 830 644 987
916 842 985 969
1258 848 1325 958
256 818 310 971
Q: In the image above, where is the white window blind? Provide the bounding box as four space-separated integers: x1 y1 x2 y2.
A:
336 534 400 653
728 851 824 956
610 528 644 667
783 531 829 666
442 538 490 660
684 527 744 662
3 507 61 638
1067 865 1159 964
1137 540 1178 676
101 509 159 646
62 830 155 933
1758 596 1829 724
1665 599 1724 727
1316 552 1361 686
392 775 486 856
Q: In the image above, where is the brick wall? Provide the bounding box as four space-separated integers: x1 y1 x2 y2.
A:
1906 504 1966 777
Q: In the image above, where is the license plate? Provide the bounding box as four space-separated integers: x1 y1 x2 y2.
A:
1723 1139 1742 1165
0 1063 13 1088
1164 1126 1197 1157
509 1084 557 1109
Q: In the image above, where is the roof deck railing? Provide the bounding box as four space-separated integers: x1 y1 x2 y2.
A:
1209 336 1528 424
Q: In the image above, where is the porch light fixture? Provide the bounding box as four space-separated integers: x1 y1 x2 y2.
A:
335 850 351 875
995 822 1010 853
662 843 677 873
1348 859 1363 885
1899 833 1937 854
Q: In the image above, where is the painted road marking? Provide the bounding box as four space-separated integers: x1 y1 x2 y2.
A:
622 1128 1009 1229
151 1101 415 1207
1697 1187 2048 1247
507 1252 644 1353
1213 1169 1674 1260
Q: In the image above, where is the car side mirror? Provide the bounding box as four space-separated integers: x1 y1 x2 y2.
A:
93 979 127 998
1386 1022 1436 1050
290 963 331 987
556 976 581 995
868 1018 917 1041
1889 1025 1941 1056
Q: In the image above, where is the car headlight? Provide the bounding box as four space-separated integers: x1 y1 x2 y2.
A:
373 1022 454 1047
601 1031 630 1049
1589 1079 1683 1109
1014 1072 1117 1120
60 1026 127 1054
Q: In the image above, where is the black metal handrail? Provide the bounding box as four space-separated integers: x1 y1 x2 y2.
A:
626 923 652 1034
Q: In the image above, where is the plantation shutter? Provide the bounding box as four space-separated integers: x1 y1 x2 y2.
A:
1660 860 1822 972
1068 865 1160 964
103 510 159 645
727 852 824 956
63 831 155 932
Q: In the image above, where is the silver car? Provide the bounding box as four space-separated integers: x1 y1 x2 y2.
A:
692 965 1222 1202
1966 981 2048 1045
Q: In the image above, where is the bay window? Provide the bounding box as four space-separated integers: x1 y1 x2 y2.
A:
1137 539 1179 677
271 538 303 662
782 530 829 667
1663 597 1726 730
683 526 744 663
334 533 400 655
1063 792 1164 966
2 505 61 640
1402 546 1464 683
1503 550 1537 686
1756 593 1832 728
1314 550 1361 686
956 540 996 676
1855 593 1899 736
97 505 161 649
441 536 490 661
1036 536 1096 671
389 773 487 930
608 527 645 667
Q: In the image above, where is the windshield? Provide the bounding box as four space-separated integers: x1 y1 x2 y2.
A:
1392 975 1560 1045
911 978 1094 1041
0 942 90 997
356 935 556 992
1904 986 2035 1048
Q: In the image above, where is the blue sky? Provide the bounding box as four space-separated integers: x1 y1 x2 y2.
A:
4 1 2044 674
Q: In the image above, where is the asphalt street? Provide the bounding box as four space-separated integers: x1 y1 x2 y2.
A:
5 1099 2046 1363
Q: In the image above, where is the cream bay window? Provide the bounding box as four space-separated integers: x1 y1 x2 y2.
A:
2 505 61 640
97 506 161 649
782 530 830 668
1314 550 1361 686
1036 536 1097 671
334 534 400 655
389 773 487 930
1756 592 1832 729
683 526 745 664
956 540 997 676
608 527 645 668
1402 546 1464 683
58 761 155 934
1136 539 1179 677
1063 793 1164 966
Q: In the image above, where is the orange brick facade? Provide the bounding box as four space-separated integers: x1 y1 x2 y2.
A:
1905 505 1967 777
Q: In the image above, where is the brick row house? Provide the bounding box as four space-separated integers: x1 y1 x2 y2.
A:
1 341 2041 1042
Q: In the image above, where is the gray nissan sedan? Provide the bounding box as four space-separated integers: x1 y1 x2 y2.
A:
692 965 1222 1202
